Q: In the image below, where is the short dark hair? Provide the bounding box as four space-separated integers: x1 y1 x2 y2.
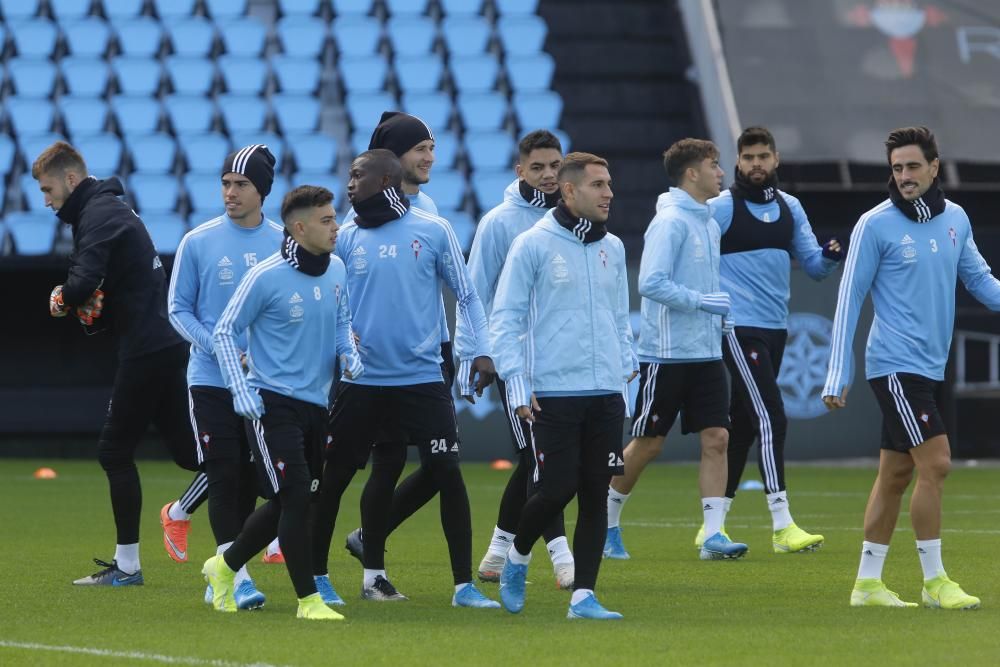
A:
518 130 562 159
355 148 403 188
31 140 88 179
737 126 776 154
557 152 609 184
885 126 939 164
281 185 334 225
663 139 719 184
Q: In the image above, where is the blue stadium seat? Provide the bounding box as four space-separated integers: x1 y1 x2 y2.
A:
273 94 321 134
76 133 123 176
112 57 163 96
449 54 499 93
401 92 451 131
421 169 465 210
189 209 222 226
165 95 217 135
495 0 539 15
280 0 323 16
111 17 164 58
11 23 57 60
394 54 443 93
512 91 562 130
59 97 110 138
384 0 429 16
7 58 57 98
0 135 16 175
182 132 231 173
231 131 285 164
262 174 291 219
271 55 321 95
277 15 328 58
153 0 197 20
386 17 436 57
330 0 375 15
339 55 389 93
142 213 188 254
350 130 371 156
332 16 381 56
344 92 394 134
103 0 145 19
184 172 221 211
217 94 268 134
6 211 59 255
441 16 491 56
286 132 337 172
456 92 507 131
471 169 510 211
290 170 338 199
205 0 247 21
551 128 571 152
439 0 483 17
505 52 554 92
464 130 514 171
0 0 40 21
163 16 217 58
439 208 476 252
126 133 177 174
219 17 267 57
218 56 268 95
62 56 110 97
112 96 163 137
497 15 547 53
129 173 180 213
433 130 459 168
5 98 55 136
19 133 65 175
166 56 217 96
49 0 94 21
19 169 57 210
63 18 111 57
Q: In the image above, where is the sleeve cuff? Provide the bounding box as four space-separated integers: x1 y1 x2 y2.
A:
456 358 473 397
505 374 531 410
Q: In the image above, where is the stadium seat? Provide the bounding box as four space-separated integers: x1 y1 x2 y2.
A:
165 95 217 135
290 170 338 199
394 54 443 93
111 96 163 137
20 170 55 210
59 97 110 138
6 211 59 255
126 133 177 174
153 0 197 20
512 91 562 130
439 208 476 252
262 174 291 219
218 56 268 95
50 0 92 20
181 132 231 173
471 169 511 210
271 56 321 95
505 52 554 91
332 16 382 56
494 0 539 15
456 92 507 131
432 130 459 168
166 57 217 96
339 55 389 93
386 17 437 57
350 130 372 156
497 15 547 53
112 57 163 96
184 172 222 211
163 16 217 58
286 132 337 172
449 54 499 93
330 0 375 15
142 213 188 254
103 0 145 18
0 0 40 21
18 133 65 175
7 58 57 98
280 0 323 16
421 169 465 210
9 20 58 58
231 131 284 163
551 128 571 152
76 133 123 176
63 18 111 58
272 94 321 134
189 209 222 226
5 98 55 136
217 94 268 134
128 173 180 213
60 57 110 97
401 93 452 132
344 92 394 134
205 0 248 21
219 17 267 57
441 16 491 56
384 0 429 16
277 15 328 58
464 131 515 171
0 135 16 176
439 0 483 17
111 17 164 58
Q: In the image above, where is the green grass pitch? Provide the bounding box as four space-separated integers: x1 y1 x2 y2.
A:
1 458 998 666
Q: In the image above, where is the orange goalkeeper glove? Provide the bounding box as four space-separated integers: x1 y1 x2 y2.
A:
75 289 105 326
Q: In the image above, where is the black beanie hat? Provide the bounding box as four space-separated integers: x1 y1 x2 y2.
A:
221 144 276 200
368 111 435 158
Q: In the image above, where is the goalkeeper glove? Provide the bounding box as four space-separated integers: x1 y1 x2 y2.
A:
49 285 70 317
75 289 105 326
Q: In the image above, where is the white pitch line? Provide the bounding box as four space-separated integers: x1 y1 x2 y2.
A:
0 640 290 667
618 520 1000 535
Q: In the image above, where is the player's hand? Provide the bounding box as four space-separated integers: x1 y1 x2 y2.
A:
341 353 364 380
516 394 541 423
75 289 105 326
699 292 731 316
239 352 249 373
626 370 639 383
233 388 264 420
822 237 844 262
49 285 70 317
465 355 495 403
822 386 849 411
722 315 735 336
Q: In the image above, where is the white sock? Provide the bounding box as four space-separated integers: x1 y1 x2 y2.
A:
702 497 726 538
114 543 140 574
455 583 469 593
546 536 573 566
916 539 945 580
722 497 733 528
856 541 889 580
487 526 516 557
363 568 386 588
570 588 593 605
167 501 191 522
265 537 281 556
507 545 532 565
216 542 251 585
767 491 793 531
607 487 630 528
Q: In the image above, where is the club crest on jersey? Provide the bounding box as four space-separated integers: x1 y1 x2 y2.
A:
218 267 234 283
411 239 422 259
902 245 917 263
598 248 608 268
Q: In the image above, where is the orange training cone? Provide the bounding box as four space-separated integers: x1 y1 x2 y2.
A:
34 467 58 479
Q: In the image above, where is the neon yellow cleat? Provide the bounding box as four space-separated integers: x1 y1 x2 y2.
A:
297 592 346 620
694 524 730 549
201 555 237 612
850 578 917 607
922 575 981 610
772 524 824 553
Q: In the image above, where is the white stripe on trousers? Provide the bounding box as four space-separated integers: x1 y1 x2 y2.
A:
502 386 527 450
887 373 924 446
528 423 540 483
250 418 280 494
725 331 779 492
178 473 208 512
187 388 204 465
631 362 659 437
